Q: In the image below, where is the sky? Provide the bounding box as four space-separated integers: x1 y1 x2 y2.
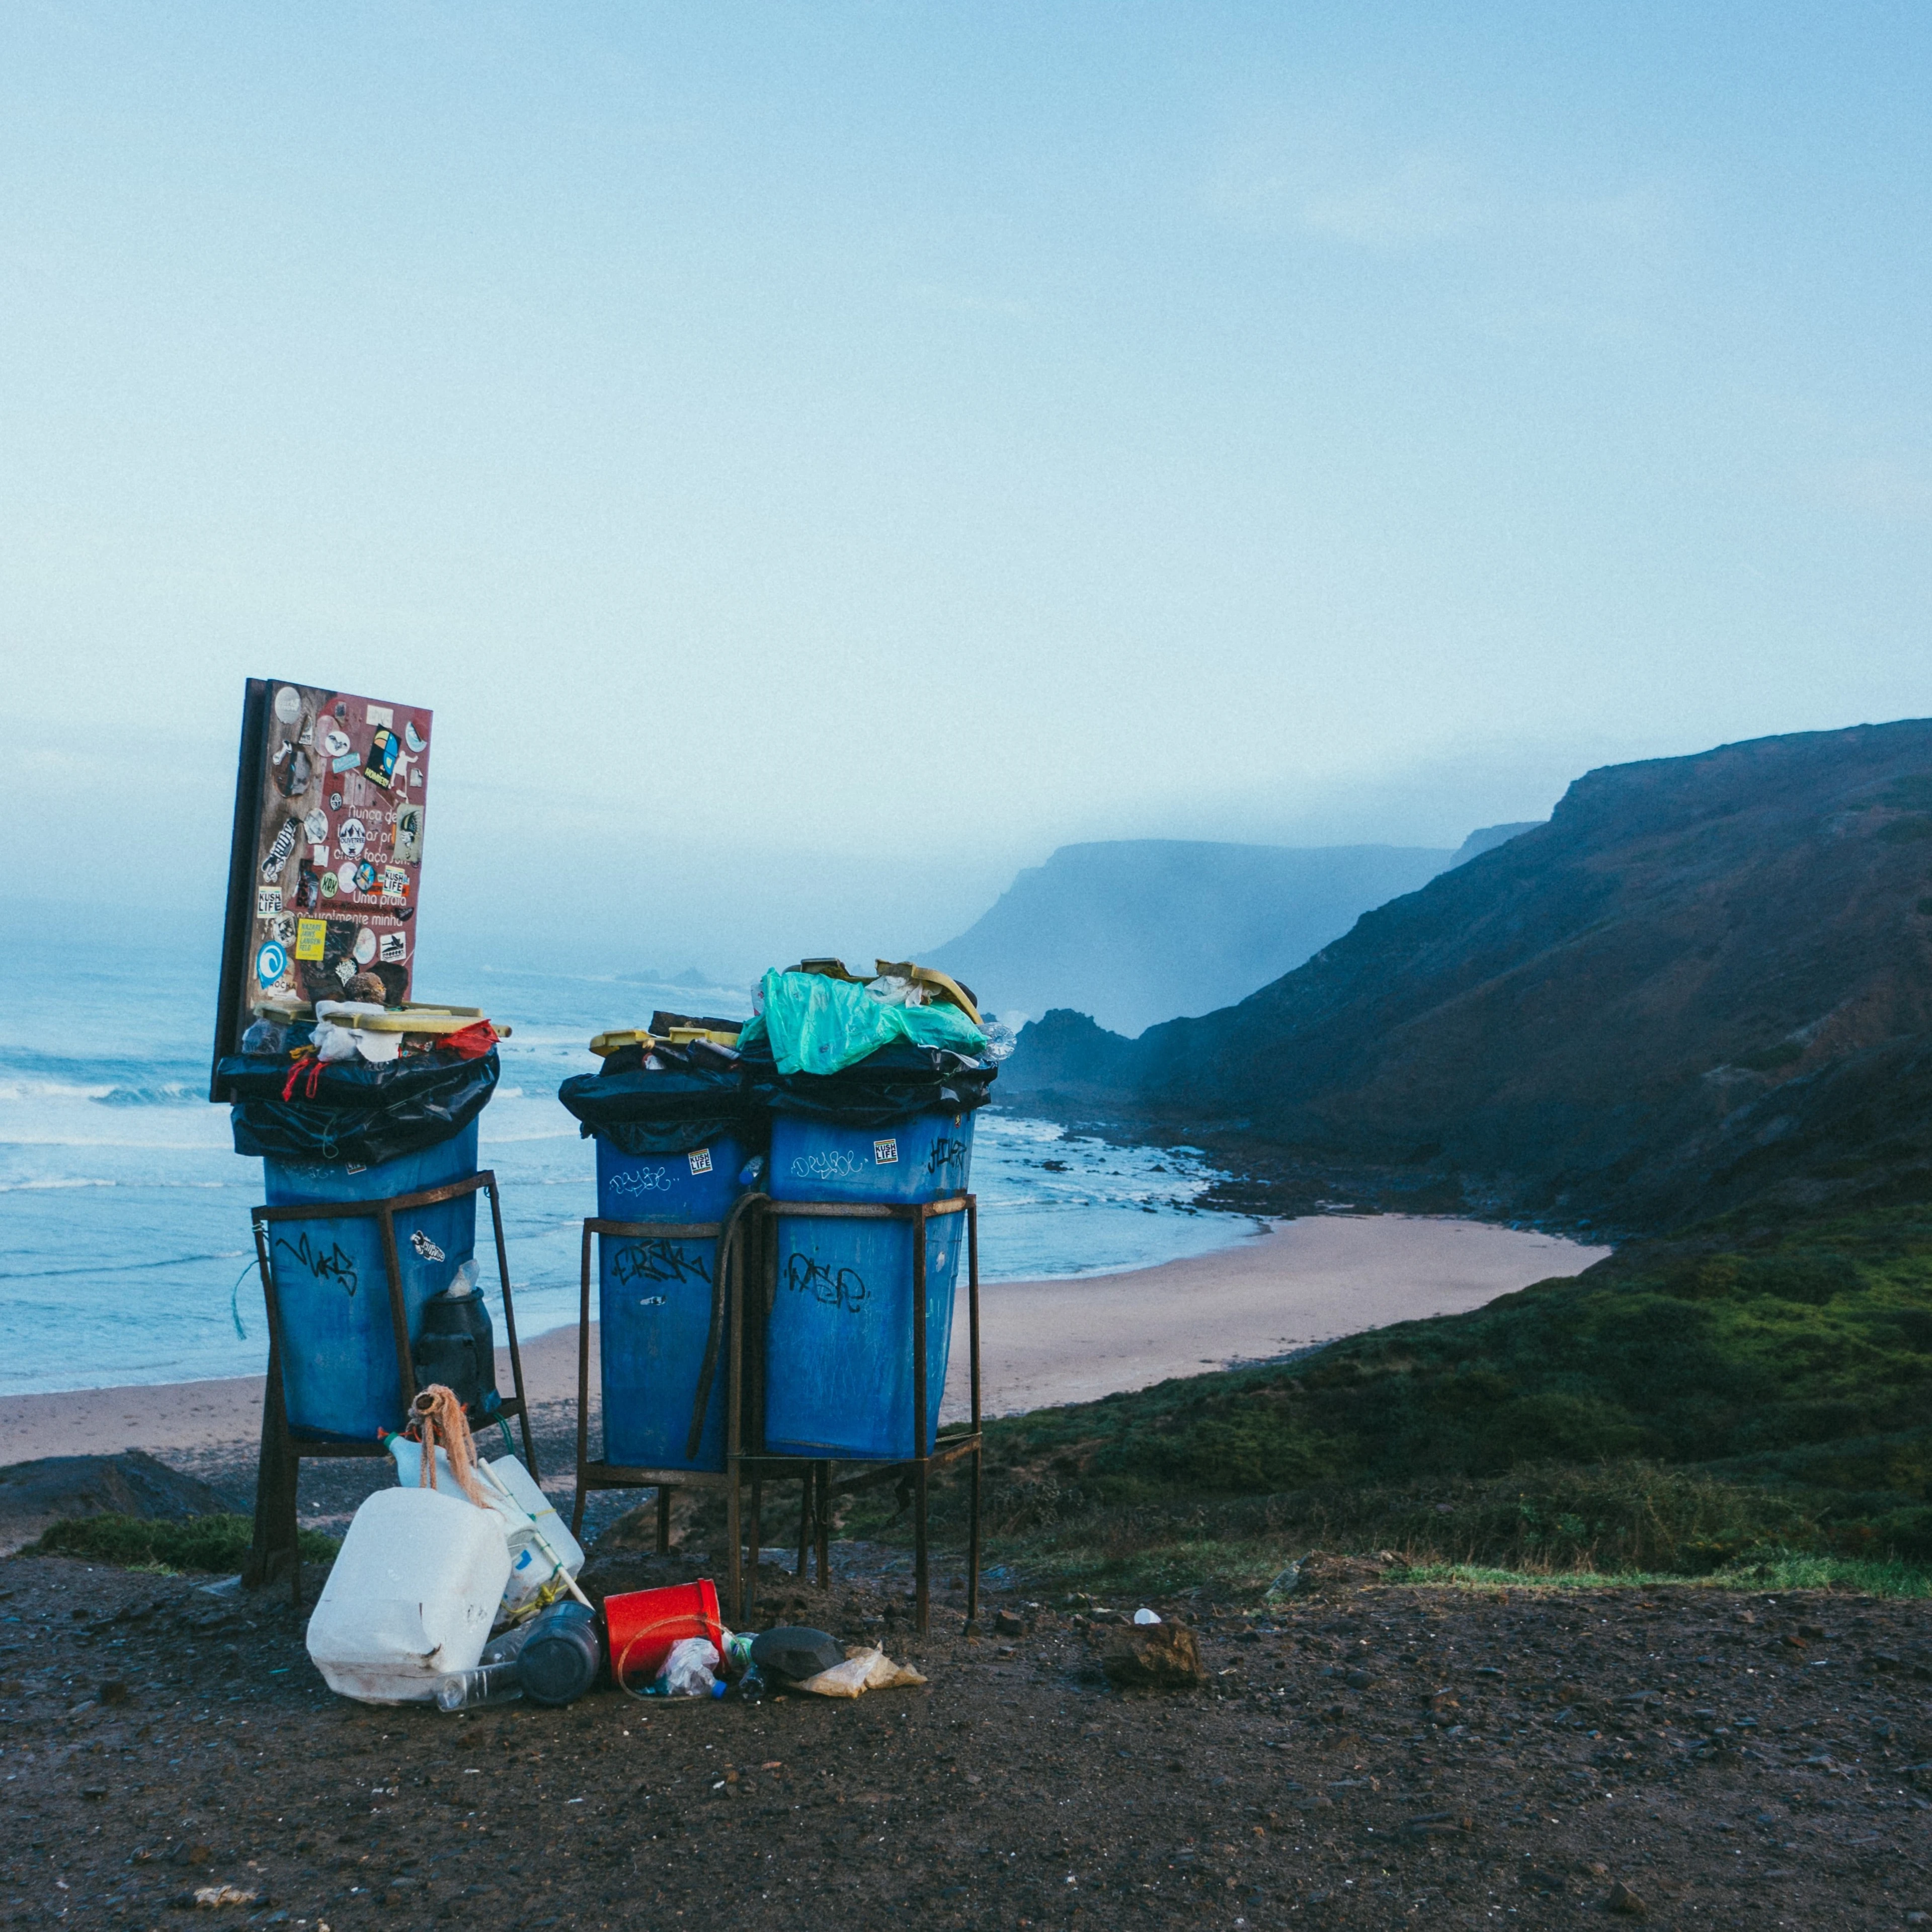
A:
3 2 1929 983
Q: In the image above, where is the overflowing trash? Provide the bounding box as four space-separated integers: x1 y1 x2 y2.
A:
306 1386 588 1705
309 1397 935 1712
220 1003 505 1166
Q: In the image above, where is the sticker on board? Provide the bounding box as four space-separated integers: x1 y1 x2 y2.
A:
353 926 377 965
393 804 424 865
212 679 433 1098
363 727 400 789
260 818 299 879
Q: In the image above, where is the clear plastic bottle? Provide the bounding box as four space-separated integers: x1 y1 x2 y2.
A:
436 1658 524 1712
435 1623 532 1712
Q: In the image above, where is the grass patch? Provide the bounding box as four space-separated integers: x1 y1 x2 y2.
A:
1386 1555 1932 1597
846 1203 1932 1601
25 1514 340 1574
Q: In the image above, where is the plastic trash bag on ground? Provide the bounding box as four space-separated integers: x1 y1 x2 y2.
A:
748 1625 843 1681
656 1636 721 1697
304 1487 511 1704
795 1645 929 1699
741 971 988 1078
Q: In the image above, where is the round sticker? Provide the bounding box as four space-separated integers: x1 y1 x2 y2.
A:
256 941 288 985
303 808 329 843
353 926 377 965
320 870 338 898
336 818 367 861
354 860 377 894
324 727 352 759
273 685 302 722
328 791 342 811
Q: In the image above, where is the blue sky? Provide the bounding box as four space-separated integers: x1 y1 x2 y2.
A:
4 3 1928 976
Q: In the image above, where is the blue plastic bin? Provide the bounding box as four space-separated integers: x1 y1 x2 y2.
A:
768 1109 974 1204
595 1133 753 1474
763 1109 974 1461
261 1119 480 1442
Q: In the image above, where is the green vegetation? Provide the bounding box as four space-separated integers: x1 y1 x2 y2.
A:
26 1513 340 1574
856 1204 1932 1600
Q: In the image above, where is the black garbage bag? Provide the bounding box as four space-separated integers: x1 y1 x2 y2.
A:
220 1046 500 1167
556 1048 755 1157
739 1032 997 1128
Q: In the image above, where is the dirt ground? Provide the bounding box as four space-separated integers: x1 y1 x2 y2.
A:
4 1525 1930 1931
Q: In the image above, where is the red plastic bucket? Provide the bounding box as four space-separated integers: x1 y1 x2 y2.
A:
603 1579 724 1692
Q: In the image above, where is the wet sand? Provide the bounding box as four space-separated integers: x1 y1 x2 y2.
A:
0 1216 1605 1465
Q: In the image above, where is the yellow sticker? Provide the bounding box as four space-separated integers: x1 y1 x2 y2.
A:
295 918 328 961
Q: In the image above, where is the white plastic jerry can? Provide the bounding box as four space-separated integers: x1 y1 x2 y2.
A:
305 1486 512 1704
383 1437 586 1615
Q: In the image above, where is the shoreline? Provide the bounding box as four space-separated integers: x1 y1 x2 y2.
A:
0 1214 1608 1467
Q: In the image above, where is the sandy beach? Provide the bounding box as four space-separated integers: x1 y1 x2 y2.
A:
0 1215 1604 1467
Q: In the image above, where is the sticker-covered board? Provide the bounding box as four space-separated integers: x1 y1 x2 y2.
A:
210 679 432 1096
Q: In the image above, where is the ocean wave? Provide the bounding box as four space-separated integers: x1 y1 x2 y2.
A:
0 1177 230 1192
93 1082 203 1107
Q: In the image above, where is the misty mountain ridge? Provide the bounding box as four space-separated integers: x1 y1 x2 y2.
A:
927 822 1540 1035
1005 720 1932 1227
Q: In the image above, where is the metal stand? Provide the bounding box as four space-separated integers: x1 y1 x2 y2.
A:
244 1170 538 1607
568 1192 984 1633
741 1194 983 1635
568 1200 763 1626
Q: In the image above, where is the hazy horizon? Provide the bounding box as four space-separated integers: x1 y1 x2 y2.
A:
5 5 1929 983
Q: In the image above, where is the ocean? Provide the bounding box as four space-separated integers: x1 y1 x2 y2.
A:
0 933 1245 1397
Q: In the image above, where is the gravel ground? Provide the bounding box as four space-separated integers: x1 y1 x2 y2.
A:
3 1539 1930 1929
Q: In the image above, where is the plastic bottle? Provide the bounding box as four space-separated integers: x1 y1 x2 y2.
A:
436 1658 523 1712
434 1621 534 1713
731 1661 767 1703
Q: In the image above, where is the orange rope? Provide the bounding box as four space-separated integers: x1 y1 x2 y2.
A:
410 1384 490 1508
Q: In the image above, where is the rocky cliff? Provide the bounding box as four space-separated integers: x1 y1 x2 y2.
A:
1005 722 1932 1226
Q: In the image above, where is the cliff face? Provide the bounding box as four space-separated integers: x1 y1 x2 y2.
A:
1006 722 1932 1224
926 839 1460 1035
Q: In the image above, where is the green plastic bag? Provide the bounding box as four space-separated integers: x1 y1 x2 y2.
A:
744 970 987 1077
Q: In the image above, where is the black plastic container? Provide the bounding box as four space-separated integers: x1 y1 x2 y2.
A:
518 1601 602 1708
412 1275 499 1418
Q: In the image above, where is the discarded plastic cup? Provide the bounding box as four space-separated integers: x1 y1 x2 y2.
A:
1133 1607 1162 1626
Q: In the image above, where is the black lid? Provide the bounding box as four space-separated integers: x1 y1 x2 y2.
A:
750 1625 843 1682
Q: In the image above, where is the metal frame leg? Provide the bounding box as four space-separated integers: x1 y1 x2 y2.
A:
816 1462 831 1588
487 1179 540 1477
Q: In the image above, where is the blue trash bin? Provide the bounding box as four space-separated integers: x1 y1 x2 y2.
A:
261 1118 480 1442
763 1109 974 1461
595 1133 753 1474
